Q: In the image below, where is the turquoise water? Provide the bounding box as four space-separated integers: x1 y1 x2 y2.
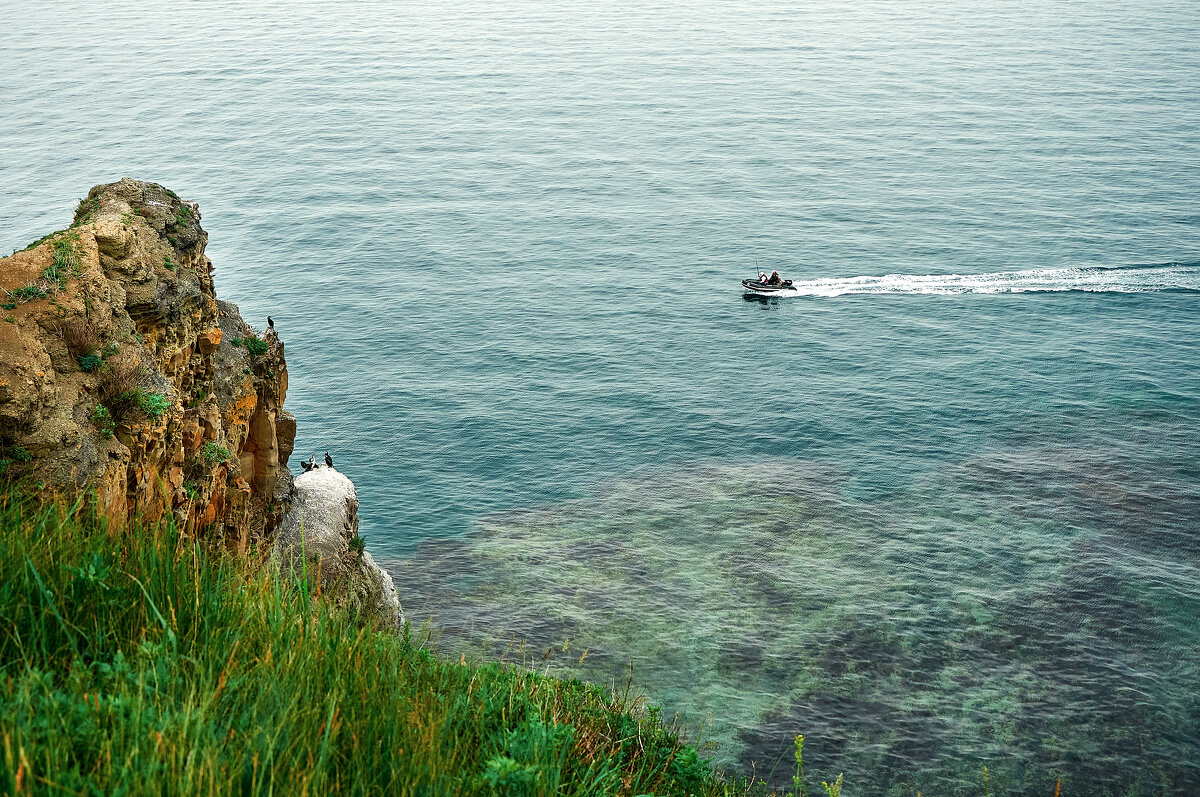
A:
4 1 1199 792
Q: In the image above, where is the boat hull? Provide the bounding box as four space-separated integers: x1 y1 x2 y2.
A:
741 278 797 295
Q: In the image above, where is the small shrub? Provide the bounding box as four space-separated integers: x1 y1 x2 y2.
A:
43 234 81 289
97 356 147 421
8 284 47 302
79 354 102 373
4 317 14 324
91 405 115 438
230 337 244 347
98 355 144 405
101 342 119 359
201 442 230 465
171 205 193 228
10 445 32 463
0 459 9 475
184 480 201 501
163 255 175 270
244 336 269 356
348 535 366 560
119 389 170 420
72 196 100 227
1 303 15 310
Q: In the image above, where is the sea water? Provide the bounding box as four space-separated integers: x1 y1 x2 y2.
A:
3 1 1198 793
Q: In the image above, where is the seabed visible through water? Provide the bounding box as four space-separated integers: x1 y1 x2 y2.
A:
395 454 1200 795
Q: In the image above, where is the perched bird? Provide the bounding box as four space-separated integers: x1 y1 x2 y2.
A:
300 458 314 472
324 451 334 469
267 316 275 330
305 454 316 471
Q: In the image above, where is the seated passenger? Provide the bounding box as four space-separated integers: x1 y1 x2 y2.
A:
768 270 781 285
759 272 769 283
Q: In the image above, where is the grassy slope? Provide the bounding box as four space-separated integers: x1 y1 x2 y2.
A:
0 492 793 796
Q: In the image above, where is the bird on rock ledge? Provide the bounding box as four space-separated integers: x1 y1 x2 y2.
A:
325 452 334 469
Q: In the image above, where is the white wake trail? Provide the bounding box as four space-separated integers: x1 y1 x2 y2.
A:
775 264 1200 297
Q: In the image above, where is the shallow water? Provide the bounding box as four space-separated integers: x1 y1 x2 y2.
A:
3 1 1199 793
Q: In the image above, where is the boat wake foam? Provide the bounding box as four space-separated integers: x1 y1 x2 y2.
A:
775 262 1200 297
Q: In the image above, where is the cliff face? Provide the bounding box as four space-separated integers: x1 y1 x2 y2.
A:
0 178 294 544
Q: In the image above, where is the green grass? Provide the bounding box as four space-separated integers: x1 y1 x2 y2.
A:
72 196 100 227
115 388 171 420
0 492 788 796
43 233 81 290
90 405 115 438
201 442 230 465
6 285 47 303
230 335 269 356
171 205 194 228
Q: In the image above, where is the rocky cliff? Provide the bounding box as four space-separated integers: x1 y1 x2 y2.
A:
0 178 294 545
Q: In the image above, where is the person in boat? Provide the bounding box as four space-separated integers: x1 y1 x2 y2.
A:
758 271 769 283
768 270 782 285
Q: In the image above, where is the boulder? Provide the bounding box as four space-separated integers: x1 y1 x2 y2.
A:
276 467 403 629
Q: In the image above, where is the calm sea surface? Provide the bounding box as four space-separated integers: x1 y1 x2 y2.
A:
4 1 1199 793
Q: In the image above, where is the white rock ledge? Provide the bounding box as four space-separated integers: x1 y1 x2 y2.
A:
275 467 403 629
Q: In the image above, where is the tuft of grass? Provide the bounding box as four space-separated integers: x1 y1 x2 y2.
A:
201 442 230 465
171 205 194 228
119 388 171 420
60 317 100 361
163 254 175 270
230 335 268 356
96 355 145 416
6 232 81 299
7 284 47 303
90 405 115 438
9 446 31 463
348 534 366 561
0 493 782 797
79 354 103 372
244 335 269 356
72 196 100 227
43 233 81 289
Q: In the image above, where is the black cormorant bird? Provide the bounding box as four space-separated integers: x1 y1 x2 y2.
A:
300 458 314 472
267 316 275 330
324 451 334 469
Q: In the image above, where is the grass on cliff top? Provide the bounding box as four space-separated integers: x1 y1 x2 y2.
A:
0 491 795 797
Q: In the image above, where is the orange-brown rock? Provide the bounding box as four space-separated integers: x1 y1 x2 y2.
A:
197 327 221 355
0 178 294 543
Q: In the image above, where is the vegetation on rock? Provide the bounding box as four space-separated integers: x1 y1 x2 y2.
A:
201 442 230 465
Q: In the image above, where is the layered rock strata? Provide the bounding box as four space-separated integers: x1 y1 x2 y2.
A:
0 178 294 545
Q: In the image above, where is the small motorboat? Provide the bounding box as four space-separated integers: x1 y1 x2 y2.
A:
742 276 797 295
